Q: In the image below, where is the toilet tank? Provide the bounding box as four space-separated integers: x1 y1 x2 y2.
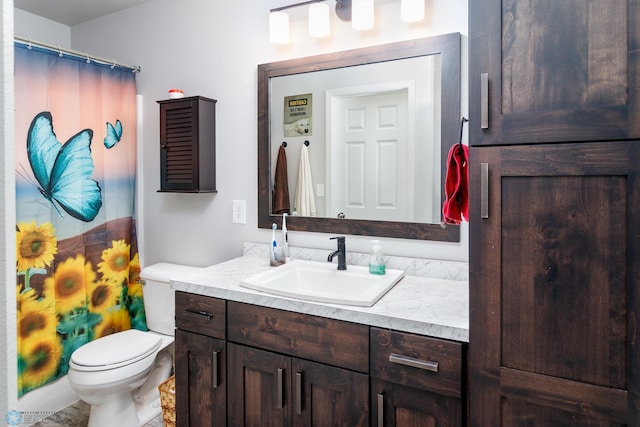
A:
139 263 203 335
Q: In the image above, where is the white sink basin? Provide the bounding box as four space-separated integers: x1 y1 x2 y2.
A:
240 260 404 307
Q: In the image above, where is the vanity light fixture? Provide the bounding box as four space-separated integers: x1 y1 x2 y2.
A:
270 0 369 43
400 0 425 22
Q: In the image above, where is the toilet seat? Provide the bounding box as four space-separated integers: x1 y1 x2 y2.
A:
70 329 162 372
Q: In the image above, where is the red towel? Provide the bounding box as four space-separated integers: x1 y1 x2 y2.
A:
442 143 469 224
272 145 290 214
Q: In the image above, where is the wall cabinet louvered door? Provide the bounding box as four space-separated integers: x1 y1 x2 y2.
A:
158 96 217 192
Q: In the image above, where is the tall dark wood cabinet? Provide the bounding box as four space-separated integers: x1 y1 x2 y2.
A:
469 1 640 146
158 96 217 192
469 2 640 426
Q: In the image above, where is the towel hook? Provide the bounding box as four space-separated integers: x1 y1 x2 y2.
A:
282 141 287 147
459 117 468 147
304 140 310 146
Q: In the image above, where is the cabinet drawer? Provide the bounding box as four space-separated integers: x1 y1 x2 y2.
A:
370 327 462 398
228 301 369 373
175 291 225 339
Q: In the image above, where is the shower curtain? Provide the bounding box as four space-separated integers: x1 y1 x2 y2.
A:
14 43 145 396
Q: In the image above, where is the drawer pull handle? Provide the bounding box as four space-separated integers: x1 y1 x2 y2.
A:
182 309 212 322
389 353 439 372
212 350 219 389
480 73 489 129
277 368 284 409
377 393 384 426
296 372 303 414
481 163 489 219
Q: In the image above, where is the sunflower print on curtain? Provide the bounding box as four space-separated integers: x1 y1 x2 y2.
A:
14 43 145 396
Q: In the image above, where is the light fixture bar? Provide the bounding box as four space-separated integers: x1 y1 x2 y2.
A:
270 0 326 13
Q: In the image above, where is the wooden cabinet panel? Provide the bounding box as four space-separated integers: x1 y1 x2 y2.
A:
174 330 226 427
469 0 640 145
370 328 463 398
227 342 290 427
291 358 369 427
227 301 369 373
175 291 225 339
469 142 640 425
372 378 462 427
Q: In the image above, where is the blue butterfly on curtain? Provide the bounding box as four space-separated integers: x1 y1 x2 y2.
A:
104 119 123 149
26 111 102 222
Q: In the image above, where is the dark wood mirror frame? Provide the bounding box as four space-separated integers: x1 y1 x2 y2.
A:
258 33 461 241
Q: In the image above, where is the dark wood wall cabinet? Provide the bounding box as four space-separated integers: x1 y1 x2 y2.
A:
174 291 467 427
469 2 640 426
158 96 217 193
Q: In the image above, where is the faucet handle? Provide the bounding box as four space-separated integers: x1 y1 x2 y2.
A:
330 236 346 247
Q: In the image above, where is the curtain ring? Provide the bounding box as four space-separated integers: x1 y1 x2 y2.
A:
111 60 116 69
85 53 91 64
27 36 32 50
57 44 63 57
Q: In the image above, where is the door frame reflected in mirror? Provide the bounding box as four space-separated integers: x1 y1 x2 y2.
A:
258 33 461 241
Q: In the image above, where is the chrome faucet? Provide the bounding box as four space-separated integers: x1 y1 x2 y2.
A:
327 236 347 270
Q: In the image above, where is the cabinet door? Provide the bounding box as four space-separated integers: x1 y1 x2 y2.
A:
372 378 462 427
469 142 640 425
228 343 291 427
469 1 640 146
291 358 369 427
174 330 226 427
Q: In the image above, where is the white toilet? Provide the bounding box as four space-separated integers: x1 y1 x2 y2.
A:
67 263 202 427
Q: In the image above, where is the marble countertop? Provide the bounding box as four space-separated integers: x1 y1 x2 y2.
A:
171 256 469 342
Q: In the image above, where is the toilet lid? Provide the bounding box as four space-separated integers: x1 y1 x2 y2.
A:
70 329 162 371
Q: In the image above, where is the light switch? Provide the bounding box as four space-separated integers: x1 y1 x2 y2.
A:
232 200 246 224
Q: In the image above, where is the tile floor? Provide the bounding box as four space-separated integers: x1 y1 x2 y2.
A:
30 400 164 427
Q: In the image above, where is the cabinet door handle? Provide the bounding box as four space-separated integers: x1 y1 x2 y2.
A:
377 393 384 426
212 350 219 389
277 368 284 409
295 372 303 415
481 73 489 129
389 353 439 372
481 163 489 219
182 309 212 322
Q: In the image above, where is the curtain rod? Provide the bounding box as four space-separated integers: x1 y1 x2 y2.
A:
14 35 141 73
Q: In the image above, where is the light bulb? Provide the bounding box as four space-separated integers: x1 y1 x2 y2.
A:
269 11 290 44
401 0 425 22
309 3 330 37
352 0 374 30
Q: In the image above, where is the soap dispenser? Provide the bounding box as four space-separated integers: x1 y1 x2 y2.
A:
369 240 386 275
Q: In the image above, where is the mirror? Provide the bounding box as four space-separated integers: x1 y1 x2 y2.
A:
258 33 461 241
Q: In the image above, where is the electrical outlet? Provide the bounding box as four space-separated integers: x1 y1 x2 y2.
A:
232 200 246 224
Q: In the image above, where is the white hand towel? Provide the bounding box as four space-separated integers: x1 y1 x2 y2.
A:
294 145 316 217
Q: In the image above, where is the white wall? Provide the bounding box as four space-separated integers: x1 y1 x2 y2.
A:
70 0 469 268
13 8 70 46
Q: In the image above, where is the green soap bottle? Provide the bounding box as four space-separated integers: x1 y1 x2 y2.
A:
368 240 386 275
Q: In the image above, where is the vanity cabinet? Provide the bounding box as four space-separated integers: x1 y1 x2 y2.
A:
174 292 226 427
174 292 467 426
371 328 464 427
469 0 640 147
158 96 217 193
227 301 370 426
